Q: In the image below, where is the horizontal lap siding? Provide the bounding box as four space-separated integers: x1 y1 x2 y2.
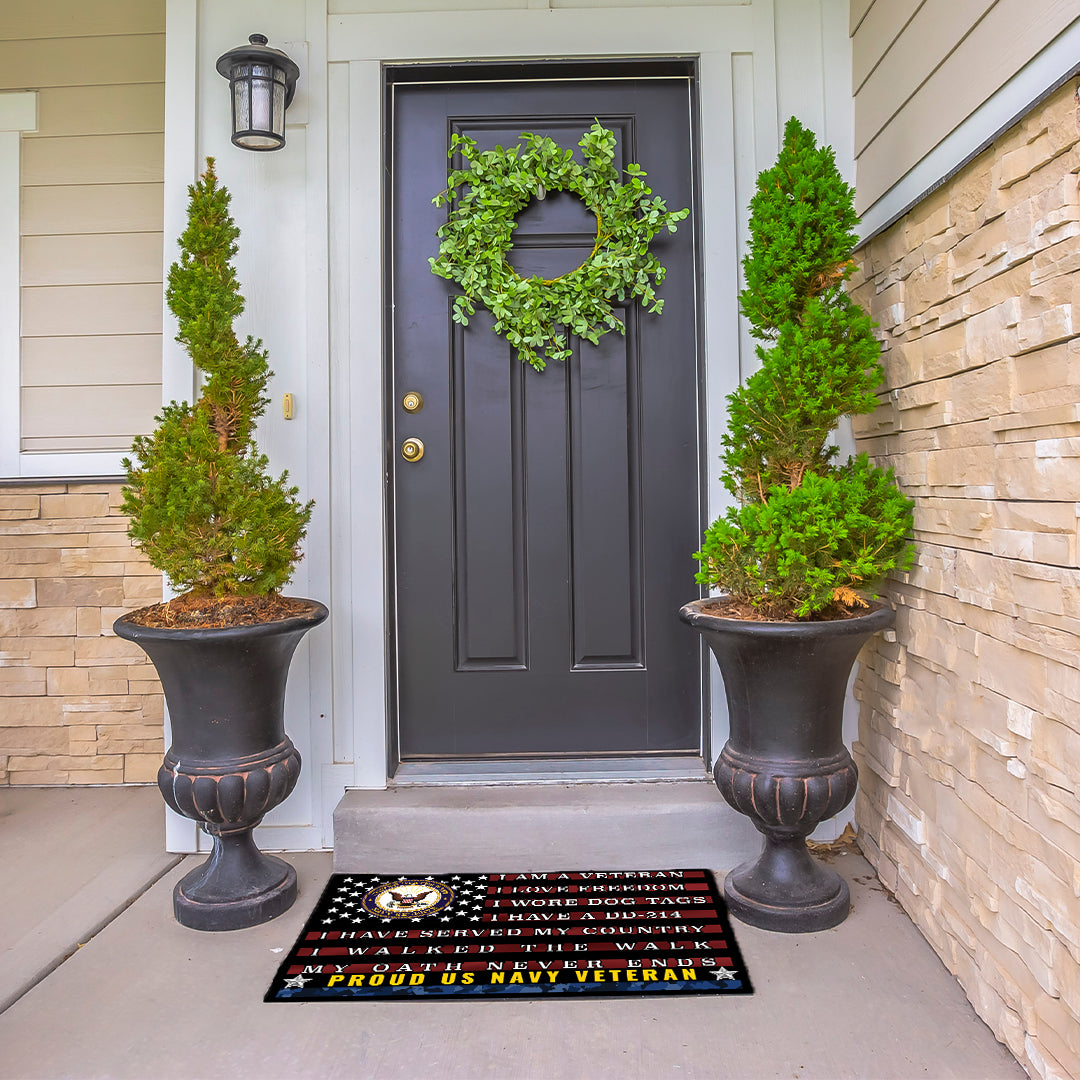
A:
2 6 165 455
0 1 164 40
851 0 1080 213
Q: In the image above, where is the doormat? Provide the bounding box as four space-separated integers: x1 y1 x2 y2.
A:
266 869 752 1000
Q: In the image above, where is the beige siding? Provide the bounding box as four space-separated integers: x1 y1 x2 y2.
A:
21 184 164 235
854 0 995 149
849 0 874 33
850 0 923 91
21 234 162 287
21 386 162 451
22 285 163 338
21 336 161 388
33 85 165 138
0 0 163 40
851 0 1080 212
3 1 165 457
0 35 165 91
21 134 164 187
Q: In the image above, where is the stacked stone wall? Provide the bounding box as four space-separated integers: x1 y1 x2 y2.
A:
0 481 163 784
851 80 1080 1080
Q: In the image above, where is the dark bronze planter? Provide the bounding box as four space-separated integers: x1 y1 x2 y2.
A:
679 598 893 933
114 600 328 931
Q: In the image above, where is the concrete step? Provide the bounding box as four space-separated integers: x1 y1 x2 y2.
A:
333 780 762 873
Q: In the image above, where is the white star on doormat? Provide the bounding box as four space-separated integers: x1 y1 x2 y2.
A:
283 974 311 989
711 968 738 980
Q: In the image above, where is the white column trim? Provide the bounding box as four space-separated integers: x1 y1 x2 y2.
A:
301 0 337 846
344 58 390 788
162 0 201 854
163 0 199 409
0 91 38 479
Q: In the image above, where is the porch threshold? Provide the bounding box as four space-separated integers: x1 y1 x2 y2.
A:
391 754 710 785
333 778 759 874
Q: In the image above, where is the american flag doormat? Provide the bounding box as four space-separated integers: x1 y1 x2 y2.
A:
265 869 753 1000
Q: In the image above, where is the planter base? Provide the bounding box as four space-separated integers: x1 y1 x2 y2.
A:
724 840 850 933
173 831 297 932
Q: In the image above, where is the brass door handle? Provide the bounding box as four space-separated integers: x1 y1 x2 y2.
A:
401 437 424 462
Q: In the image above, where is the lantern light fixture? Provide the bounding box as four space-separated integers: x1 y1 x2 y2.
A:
215 34 299 151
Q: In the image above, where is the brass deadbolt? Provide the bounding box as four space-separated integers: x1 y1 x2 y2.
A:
402 391 424 413
401 437 425 462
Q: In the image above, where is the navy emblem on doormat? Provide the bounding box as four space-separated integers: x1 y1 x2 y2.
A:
361 878 455 919
266 869 753 1000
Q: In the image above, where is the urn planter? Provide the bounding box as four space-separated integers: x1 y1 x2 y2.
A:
679 598 893 933
114 600 328 931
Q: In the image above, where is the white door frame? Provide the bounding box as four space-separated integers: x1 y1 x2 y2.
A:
327 4 780 791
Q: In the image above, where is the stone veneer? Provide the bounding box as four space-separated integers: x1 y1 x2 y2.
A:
850 81 1080 1080
0 481 163 784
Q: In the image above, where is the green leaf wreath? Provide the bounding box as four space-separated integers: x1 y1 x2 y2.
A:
429 121 689 371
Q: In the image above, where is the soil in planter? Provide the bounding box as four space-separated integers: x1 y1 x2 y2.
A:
700 596 869 623
124 593 316 630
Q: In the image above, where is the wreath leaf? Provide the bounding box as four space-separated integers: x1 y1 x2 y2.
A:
430 123 689 371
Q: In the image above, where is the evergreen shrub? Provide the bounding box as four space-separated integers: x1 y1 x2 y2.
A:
121 159 313 598
694 117 914 618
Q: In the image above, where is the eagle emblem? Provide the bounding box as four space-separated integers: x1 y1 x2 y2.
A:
361 878 455 919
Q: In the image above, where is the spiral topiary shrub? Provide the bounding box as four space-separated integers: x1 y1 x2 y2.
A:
694 117 914 619
121 159 312 602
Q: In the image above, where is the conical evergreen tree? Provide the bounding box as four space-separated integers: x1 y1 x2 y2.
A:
121 159 313 597
694 117 914 618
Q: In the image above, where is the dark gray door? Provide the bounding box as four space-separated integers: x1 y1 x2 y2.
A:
390 71 701 760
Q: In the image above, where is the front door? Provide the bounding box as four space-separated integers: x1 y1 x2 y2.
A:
389 66 702 761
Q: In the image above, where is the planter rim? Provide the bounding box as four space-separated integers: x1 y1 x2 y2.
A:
113 597 328 644
679 595 894 638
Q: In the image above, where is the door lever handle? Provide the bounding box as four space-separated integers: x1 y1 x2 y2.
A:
401 437 425 462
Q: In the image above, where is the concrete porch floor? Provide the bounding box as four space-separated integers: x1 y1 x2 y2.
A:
0 787 1023 1080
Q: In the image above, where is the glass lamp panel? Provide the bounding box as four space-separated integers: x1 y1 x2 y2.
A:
233 78 250 135
251 76 273 135
272 82 285 137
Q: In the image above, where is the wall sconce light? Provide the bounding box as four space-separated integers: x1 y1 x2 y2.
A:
215 34 299 151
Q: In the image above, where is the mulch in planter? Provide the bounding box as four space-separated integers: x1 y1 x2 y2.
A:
124 593 315 629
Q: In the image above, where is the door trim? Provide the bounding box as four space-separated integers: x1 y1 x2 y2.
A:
383 59 709 778
329 10 772 790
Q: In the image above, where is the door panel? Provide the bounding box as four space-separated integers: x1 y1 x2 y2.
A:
390 74 701 760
